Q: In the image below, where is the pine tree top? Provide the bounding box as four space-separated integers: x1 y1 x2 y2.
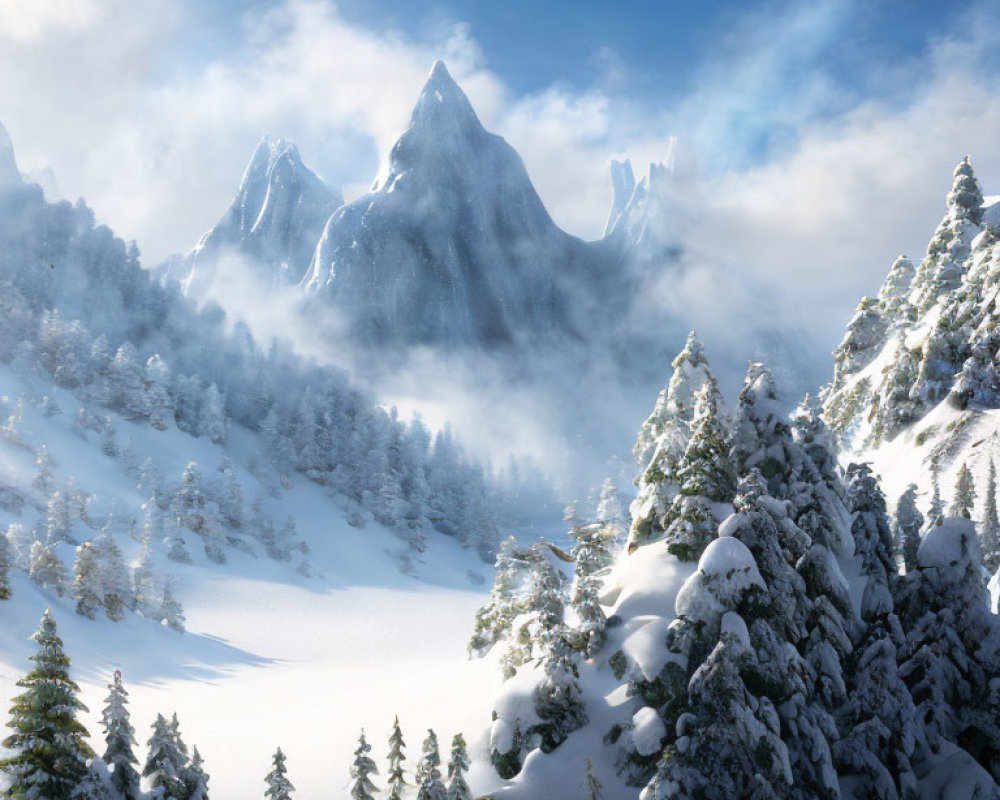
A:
947 154 984 224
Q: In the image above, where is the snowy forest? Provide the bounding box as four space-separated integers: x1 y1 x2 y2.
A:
6 10 1000 799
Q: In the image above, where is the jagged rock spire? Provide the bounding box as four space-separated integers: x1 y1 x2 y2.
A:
0 120 21 187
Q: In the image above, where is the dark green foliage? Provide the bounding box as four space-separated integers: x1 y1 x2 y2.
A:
0 610 94 800
265 747 294 800
102 669 141 800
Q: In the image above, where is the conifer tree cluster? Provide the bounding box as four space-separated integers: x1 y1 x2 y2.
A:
480 324 1000 799
0 611 210 800
341 720 470 800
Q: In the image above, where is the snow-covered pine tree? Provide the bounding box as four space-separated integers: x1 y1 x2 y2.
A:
950 461 977 519
533 632 588 752
181 746 209 800
947 154 985 225
349 730 378 800
633 331 713 468
92 524 129 621
102 669 140 800
833 608 920 799
0 532 11 599
468 536 524 660
160 578 186 633
662 377 734 561
200 384 227 444
911 156 984 312
831 295 888 386
131 530 159 618
265 748 294 800
847 463 899 598
629 332 719 551
167 519 193 565
445 733 471 800
29 539 67 595
386 717 407 800
0 610 94 800
415 730 446 800
895 484 924 574
174 462 208 535
642 615 792 800
595 477 626 545
898 518 1000 780
876 255 916 323
215 457 244 529
499 545 566 680
834 479 921 800
927 454 945 530
584 757 602 800
982 459 1000 572
143 714 187 800
46 489 75 543
722 471 842 799
110 343 148 420
144 354 174 431
33 444 55 493
73 541 104 619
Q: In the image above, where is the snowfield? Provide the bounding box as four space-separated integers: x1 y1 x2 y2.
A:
0 362 514 800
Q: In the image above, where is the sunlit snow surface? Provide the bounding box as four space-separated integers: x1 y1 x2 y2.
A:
0 362 509 799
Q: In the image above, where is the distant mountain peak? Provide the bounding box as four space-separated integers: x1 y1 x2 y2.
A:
169 135 341 294
0 120 22 187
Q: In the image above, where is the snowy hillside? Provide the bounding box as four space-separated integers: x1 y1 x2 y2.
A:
0 354 505 800
823 157 1000 569
466 333 1000 799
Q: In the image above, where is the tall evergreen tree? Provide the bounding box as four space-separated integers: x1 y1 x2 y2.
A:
93 525 129 621
898 518 1000 781
927 454 944 530
416 729 446 800
73 541 104 619
182 746 209 800
0 610 94 800
102 669 140 800
143 713 187 800
0 531 11 599
895 484 924 574
386 716 407 800
662 378 734 561
585 757 602 800
445 734 471 800
950 462 977 519
982 459 1000 572
29 539 67 595
349 730 378 800
265 748 294 800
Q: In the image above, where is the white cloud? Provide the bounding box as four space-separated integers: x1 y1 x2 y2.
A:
0 0 102 41
3 0 1000 395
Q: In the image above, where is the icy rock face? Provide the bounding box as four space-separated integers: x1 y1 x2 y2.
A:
179 136 341 294
0 121 22 187
303 60 597 349
604 140 691 267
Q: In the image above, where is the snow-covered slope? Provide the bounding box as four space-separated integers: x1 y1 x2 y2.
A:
170 137 342 296
822 157 1000 542
0 360 510 800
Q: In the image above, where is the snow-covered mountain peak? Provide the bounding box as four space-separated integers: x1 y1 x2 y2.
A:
0 120 22 186
301 60 599 349
604 152 686 266
412 59 480 125
166 134 341 294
